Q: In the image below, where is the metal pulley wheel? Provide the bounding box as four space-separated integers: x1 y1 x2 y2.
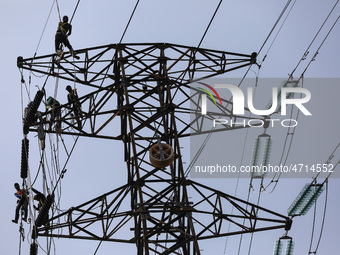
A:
149 143 174 168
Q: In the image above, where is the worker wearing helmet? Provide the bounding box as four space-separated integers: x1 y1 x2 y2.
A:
32 188 50 226
55 15 79 59
46 96 61 132
66 85 78 104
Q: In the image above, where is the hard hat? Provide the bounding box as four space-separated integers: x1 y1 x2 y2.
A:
66 85 72 92
63 16 69 23
47 96 53 105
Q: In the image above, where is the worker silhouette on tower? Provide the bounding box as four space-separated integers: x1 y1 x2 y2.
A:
46 96 61 133
55 15 79 60
12 183 29 224
66 85 82 128
32 188 50 227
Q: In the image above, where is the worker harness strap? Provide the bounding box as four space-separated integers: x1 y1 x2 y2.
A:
57 22 67 35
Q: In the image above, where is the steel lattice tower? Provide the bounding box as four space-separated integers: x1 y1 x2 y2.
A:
18 43 291 254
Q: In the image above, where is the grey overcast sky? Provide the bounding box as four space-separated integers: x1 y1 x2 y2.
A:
1 0 340 254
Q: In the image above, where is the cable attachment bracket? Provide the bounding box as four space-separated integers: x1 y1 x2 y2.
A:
61 169 67 179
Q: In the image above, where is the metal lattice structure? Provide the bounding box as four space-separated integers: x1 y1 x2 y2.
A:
18 43 291 254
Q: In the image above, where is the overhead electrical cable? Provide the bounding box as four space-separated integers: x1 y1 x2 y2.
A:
236 185 253 255
315 141 340 182
290 0 339 77
70 0 81 24
32 0 56 61
19 68 31 103
119 0 140 44
243 0 295 92
247 190 263 255
189 6 297 253
222 0 296 188
266 76 303 191
223 114 252 255
313 180 328 253
197 0 223 49
238 0 294 87
187 0 253 177
186 0 225 85
308 181 319 254
260 0 297 64
262 5 340 192
257 0 292 55
223 77 260 254
301 13 340 77
30 151 45 186
49 118 91 195
93 0 141 96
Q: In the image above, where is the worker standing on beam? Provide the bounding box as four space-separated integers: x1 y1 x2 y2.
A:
55 15 79 59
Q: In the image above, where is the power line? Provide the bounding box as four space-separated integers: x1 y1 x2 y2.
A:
119 0 140 44
290 0 339 77
260 0 297 64
263 4 340 192
33 0 56 60
197 0 223 49
258 0 293 55
314 180 328 253
70 0 80 24
301 13 340 76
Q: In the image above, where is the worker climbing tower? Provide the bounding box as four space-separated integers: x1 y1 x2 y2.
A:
18 43 292 254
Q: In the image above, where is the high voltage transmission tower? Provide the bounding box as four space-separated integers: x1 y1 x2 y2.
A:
18 43 291 254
